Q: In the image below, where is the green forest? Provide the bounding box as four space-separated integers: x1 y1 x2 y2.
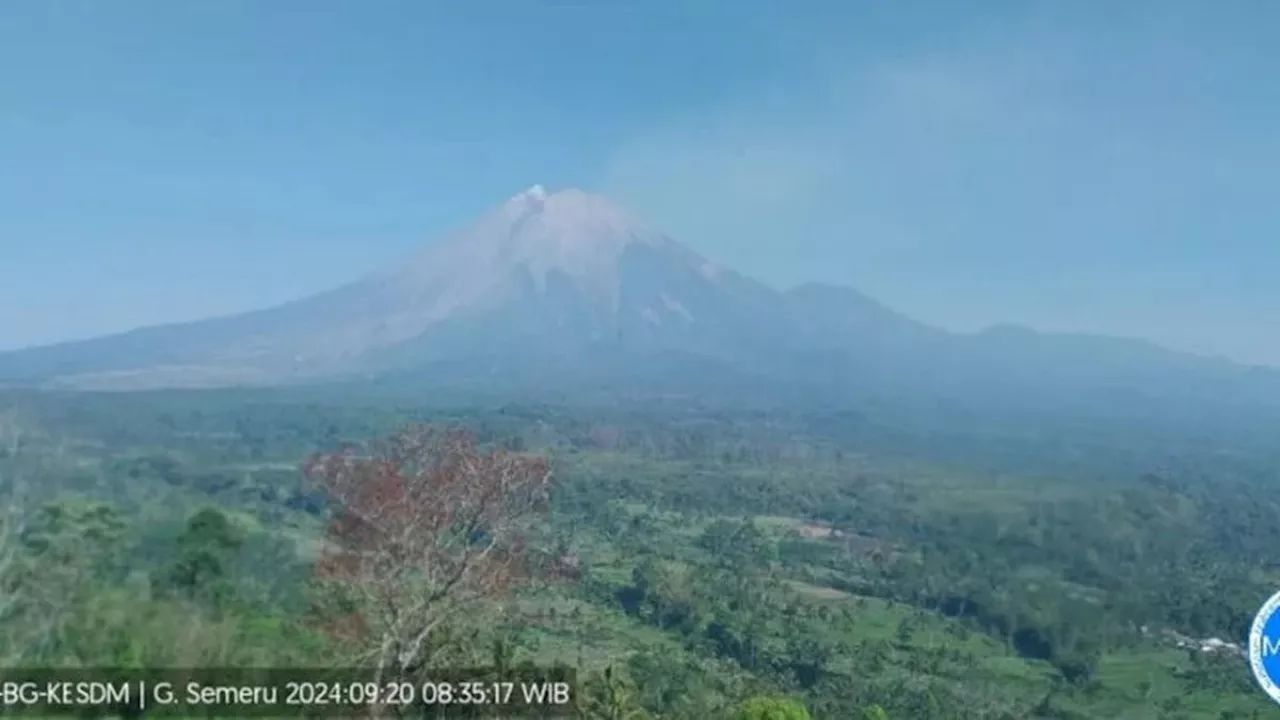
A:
1 388 1278 719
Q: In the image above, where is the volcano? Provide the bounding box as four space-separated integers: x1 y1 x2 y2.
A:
0 187 880 390
2 186 1278 416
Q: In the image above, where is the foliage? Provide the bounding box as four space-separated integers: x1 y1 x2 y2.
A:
303 426 553 673
577 665 650 720
735 695 813 720
151 507 245 609
857 706 890 720
1 389 1278 718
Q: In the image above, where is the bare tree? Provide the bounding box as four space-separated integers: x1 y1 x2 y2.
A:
303 425 553 679
0 485 43 665
0 409 23 458
0 493 22 620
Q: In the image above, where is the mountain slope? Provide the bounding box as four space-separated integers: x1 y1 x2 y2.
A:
0 187 795 390
1 186 1278 418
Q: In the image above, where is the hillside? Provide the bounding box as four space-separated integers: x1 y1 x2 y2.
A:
2 389 1277 718
2 187 1279 425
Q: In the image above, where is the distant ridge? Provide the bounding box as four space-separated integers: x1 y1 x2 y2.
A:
1 186 1277 419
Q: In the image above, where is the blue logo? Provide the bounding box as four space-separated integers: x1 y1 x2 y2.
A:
1249 590 1280 705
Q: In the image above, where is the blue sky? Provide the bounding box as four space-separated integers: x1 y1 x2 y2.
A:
2 1 1278 365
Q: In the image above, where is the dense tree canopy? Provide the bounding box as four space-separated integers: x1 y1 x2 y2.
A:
0 390 1275 718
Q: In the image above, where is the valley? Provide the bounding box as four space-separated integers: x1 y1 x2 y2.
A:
2 390 1276 718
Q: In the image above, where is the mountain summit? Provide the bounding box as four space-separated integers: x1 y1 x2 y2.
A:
381 186 682 319
1 187 1278 415
0 187 788 389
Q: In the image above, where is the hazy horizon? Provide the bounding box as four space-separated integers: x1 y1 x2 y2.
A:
3 1 1278 366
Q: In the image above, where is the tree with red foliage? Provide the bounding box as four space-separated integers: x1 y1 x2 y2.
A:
303 425 552 677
